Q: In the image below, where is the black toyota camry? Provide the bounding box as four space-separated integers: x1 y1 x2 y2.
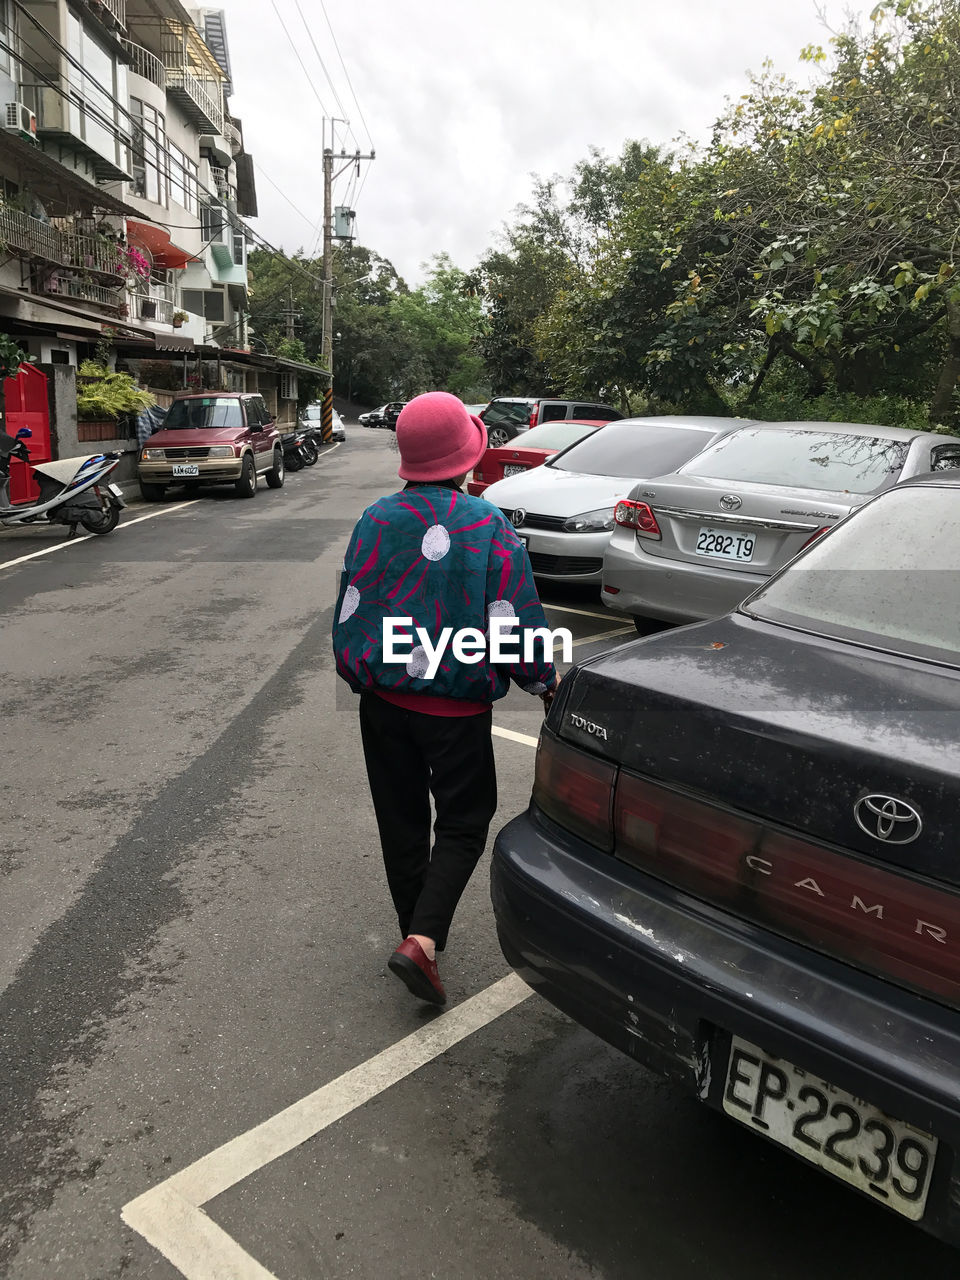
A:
492 472 960 1243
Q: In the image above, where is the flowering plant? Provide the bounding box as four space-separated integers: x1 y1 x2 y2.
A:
117 245 151 279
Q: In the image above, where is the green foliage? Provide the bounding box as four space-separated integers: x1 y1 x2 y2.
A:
76 362 155 421
0 333 25 381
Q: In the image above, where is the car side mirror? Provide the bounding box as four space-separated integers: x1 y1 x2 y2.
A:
15 427 32 440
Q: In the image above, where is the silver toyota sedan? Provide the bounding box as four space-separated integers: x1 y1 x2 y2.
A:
602 421 960 630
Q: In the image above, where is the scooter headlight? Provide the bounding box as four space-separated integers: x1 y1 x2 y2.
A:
141 448 165 460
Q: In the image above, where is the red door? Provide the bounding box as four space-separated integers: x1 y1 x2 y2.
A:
6 364 50 504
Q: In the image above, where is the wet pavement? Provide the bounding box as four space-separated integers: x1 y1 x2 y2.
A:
0 427 956 1279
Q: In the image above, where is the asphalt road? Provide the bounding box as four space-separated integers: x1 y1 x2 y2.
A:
0 426 956 1280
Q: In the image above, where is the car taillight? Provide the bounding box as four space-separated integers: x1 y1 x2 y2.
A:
801 526 831 549
613 499 661 538
614 772 960 1009
533 732 616 852
529 405 539 428
473 465 485 481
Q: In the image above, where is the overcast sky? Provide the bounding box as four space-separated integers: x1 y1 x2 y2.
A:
225 0 865 286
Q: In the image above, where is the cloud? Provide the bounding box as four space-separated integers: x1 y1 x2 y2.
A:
226 0 862 284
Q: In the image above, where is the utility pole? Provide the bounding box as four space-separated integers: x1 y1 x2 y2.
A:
282 286 298 342
321 123 374 443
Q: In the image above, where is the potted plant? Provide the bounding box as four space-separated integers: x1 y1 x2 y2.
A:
76 359 156 442
172 310 188 329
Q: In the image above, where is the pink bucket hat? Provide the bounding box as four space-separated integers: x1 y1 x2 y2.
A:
396 392 488 483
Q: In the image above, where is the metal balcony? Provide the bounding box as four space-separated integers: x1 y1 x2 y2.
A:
0 206 126 280
32 265 125 313
122 40 166 90
130 288 174 325
82 0 126 34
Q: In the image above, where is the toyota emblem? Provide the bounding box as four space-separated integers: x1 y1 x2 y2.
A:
719 495 742 512
854 795 923 845
511 508 526 528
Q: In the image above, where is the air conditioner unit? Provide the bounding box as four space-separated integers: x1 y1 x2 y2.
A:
4 102 37 143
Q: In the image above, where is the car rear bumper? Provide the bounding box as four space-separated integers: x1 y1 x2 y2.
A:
467 480 489 496
138 459 244 485
602 536 766 621
492 808 960 1244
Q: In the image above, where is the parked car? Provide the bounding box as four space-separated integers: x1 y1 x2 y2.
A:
480 397 622 449
298 402 346 442
138 392 284 500
359 405 386 428
464 402 489 416
603 420 960 630
468 418 607 497
381 401 406 430
492 471 960 1245
482 416 738 583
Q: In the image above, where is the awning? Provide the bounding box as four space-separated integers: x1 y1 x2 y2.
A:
0 132 139 217
154 334 195 352
127 220 198 269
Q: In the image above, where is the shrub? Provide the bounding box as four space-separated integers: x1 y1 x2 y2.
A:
76 361 156 421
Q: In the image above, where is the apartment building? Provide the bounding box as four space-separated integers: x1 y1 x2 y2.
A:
0 0 259 372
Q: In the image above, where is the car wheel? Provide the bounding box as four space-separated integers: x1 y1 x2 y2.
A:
138 481 166 502
487 427 510 448
265 447 285 488
235 454 257 499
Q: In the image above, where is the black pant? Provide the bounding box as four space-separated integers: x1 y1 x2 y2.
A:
359 693 498 950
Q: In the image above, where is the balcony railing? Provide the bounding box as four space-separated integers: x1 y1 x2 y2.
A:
160 33 224 135
130 290 174 324
0 206 126 280
122 40 166 90
225 119 242 154
32 266 125 313
83 0 126 33
209 165 229 198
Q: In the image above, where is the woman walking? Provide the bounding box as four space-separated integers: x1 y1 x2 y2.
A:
333 392 558 1006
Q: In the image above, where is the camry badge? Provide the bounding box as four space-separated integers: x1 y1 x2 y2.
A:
511 508 526 528
719 494 742 512
854 795 922 845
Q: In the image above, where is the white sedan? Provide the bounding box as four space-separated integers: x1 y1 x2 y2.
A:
481 416 738 583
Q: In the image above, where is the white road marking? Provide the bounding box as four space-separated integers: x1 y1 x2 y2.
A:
122 973 532 1279
0 499 199 573
542 602 626 623
571 626 635 648
492 725 539 748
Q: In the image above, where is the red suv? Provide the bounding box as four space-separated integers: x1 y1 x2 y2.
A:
138 392 284 501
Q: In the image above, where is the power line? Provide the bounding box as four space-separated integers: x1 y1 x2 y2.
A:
293 0 354 148
317 0 375 152
254 162 322 236
268 0 332 119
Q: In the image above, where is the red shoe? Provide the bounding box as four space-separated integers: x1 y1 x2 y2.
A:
388 938 447 1006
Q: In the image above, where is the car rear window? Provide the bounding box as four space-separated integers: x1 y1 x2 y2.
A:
481 400 536 427
743 486 960 665
552 421 718 478
680 427 908 494
511 420 599 451
164 398 244 429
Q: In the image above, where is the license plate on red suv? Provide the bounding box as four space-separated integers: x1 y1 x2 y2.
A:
723 1036 937 1219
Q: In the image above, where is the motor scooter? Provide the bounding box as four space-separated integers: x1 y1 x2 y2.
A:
282 429 312 472
0 427 126 535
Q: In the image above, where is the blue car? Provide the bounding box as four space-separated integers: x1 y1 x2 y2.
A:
492 472 960 1244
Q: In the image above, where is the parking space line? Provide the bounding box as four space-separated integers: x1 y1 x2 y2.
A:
542 602 625 624
493 725 539 748
571 626 635 648
122 973 533 1279
0 500 200 573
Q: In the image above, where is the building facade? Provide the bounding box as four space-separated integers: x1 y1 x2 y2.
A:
0 0 319 436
